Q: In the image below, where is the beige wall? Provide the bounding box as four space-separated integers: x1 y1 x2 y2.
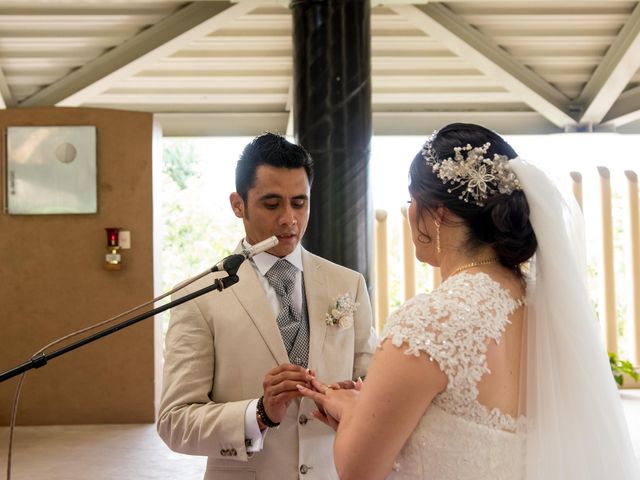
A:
0 107 156 425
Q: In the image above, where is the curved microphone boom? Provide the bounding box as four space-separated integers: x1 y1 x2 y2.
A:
211 236 279 273
0 238 279 387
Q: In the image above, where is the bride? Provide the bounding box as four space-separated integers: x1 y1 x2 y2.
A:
298 123 639 479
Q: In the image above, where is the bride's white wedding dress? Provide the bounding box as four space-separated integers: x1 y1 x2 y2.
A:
381 272 525 480
373 158 639 480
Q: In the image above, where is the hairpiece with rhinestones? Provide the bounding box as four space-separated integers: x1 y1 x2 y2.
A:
421 132 521 207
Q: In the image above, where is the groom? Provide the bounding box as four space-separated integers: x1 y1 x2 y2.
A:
157 132 377 479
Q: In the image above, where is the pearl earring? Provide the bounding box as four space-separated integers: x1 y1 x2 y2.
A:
434 220 441 253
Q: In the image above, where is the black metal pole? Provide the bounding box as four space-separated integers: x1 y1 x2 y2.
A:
291 0 373 286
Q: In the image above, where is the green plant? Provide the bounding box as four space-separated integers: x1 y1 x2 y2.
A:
608 352 639 387
163 140 200 190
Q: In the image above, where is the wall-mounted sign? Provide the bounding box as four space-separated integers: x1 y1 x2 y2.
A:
5 125 97 215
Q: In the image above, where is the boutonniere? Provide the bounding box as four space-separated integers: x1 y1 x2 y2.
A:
325 293 359 329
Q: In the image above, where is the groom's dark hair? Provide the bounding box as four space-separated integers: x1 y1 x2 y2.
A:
235 132 314 202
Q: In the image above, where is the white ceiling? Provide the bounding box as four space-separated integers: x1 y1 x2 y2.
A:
1 0 640 136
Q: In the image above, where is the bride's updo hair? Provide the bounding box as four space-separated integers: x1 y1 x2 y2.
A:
409 123 537 274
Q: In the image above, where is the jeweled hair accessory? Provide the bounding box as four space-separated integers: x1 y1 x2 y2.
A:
421 132 521 206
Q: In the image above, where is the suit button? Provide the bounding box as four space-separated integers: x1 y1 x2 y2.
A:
230 448 237 456
298 414 308 425
220 449 227 456
299 464 311 474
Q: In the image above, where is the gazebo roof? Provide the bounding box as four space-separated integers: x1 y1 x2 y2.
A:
1 0 640 135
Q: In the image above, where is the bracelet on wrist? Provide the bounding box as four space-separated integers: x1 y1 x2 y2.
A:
257 396 280 428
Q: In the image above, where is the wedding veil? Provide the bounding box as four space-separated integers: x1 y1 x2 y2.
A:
510 158 639 479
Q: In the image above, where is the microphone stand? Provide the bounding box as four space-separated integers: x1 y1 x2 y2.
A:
0 255 244 384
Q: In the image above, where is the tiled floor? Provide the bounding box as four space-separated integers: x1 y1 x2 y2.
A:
1 391 639 480
0 423 205 480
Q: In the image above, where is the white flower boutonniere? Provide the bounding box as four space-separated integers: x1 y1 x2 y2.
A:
325 293 359 329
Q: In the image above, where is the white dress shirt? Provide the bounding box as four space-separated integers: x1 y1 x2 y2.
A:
242 240 304 453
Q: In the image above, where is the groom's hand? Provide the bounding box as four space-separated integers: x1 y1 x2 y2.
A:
306 377 362 420
260 363 313 427
297 377 361 431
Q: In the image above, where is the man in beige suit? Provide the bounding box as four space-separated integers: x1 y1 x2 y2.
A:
157 133 377 479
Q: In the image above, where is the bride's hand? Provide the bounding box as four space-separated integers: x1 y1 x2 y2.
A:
310 405 340 430
297 377 360 431
331 377 364 391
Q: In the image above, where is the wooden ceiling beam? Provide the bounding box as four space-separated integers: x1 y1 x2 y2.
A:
602 85 640 127
20 2 255 107
0 66 14 108
390 3 578 128
577 3 640 125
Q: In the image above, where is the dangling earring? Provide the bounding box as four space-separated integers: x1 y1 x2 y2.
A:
434 220 441 253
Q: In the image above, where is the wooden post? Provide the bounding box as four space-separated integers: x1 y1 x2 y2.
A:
598 166 617 353
401 205 416 301
625 170 640 366
374 209 389 332
570 171 583 211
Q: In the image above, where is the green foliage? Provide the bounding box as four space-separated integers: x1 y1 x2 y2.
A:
163 140 200 190
159 139 244 338
609 351 639 387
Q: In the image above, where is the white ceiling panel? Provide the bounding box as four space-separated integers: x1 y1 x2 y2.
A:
0 0 639 134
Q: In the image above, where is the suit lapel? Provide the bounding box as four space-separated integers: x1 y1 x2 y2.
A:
231 258 289 366
302 250 328 371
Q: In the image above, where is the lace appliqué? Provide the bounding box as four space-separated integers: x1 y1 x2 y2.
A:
381 272 525 433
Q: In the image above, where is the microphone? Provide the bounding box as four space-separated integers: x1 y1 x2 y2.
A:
211 236 279 273
241 235 279 260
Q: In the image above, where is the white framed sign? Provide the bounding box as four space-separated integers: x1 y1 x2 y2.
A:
5 125 97 215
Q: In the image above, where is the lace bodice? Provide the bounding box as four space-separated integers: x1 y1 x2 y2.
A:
381 272 526 479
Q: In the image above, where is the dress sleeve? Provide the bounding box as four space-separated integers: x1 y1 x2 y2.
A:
380 274 514 384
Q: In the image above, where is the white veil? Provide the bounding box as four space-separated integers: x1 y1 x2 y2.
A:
511 158 639 479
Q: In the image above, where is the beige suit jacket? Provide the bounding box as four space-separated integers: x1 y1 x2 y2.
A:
157 247 377 480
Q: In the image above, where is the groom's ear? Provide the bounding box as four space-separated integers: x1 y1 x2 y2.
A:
230 192 245 219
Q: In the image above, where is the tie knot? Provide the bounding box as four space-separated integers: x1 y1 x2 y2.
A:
265 259 297 295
